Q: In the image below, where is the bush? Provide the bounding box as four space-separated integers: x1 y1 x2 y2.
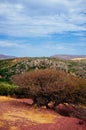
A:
11 69 86 107
0 82 17 96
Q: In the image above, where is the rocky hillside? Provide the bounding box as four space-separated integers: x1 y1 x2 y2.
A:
0 57 86 81
0 57 68 81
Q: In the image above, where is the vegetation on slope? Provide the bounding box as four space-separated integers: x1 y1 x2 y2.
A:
0 57 86 82
0 57 68 81
0 57 86 108
67 60 86 79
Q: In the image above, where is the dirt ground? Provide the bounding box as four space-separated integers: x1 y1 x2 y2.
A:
0 96 86 130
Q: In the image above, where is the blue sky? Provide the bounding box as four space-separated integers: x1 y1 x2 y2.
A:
0 0 86 57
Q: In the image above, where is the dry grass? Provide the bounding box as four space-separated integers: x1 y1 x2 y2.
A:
0 121 4 127
9 126 18 130
2 108 57 124
0 96 15 101
71 58 86 61
0 96 58 130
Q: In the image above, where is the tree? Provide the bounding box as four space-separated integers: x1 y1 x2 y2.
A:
11 69 86 108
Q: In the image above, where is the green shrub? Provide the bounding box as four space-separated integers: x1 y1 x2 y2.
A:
0 82 17 96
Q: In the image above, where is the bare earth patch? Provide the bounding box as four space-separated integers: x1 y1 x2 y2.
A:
0 96 86 130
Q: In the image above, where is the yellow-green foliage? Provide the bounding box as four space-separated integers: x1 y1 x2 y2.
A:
0 82 17 96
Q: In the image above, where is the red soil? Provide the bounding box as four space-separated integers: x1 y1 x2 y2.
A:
0 96 86 130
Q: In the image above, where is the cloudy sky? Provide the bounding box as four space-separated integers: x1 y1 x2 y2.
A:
0 0 86 57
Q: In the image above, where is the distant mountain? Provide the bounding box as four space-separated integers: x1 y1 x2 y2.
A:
51 54 86 60
0 54 15 59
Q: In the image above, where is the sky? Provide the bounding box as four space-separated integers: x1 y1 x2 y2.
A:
0 0 86 57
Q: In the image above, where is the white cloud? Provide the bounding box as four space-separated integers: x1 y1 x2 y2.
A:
0 0 86 37
0 40 26 48
0 39 85 57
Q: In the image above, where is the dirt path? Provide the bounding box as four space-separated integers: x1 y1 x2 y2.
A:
0 96 86 130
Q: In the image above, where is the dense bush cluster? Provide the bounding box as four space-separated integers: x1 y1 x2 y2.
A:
11 69 86 108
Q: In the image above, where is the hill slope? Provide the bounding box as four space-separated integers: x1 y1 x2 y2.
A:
0 54 15 59
0 57 86 81
52 54 86 60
